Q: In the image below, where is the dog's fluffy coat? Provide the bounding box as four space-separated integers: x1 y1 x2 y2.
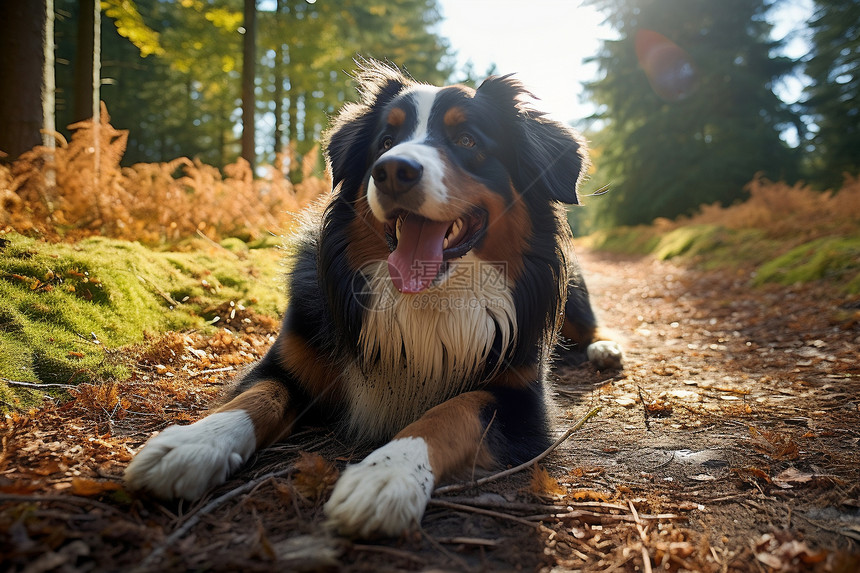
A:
125 61 622 537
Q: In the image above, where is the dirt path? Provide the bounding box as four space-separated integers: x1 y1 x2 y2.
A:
2 248 859 572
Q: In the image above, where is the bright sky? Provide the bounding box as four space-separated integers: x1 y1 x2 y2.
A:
437 0 815 126
437 0 612 124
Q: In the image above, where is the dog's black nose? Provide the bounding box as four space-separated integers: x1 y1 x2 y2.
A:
372 157 423 197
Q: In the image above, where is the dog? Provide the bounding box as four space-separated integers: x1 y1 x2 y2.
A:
124 61 622 538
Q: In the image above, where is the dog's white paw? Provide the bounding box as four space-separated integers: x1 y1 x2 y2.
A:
325 437 434 538
587 340 624 370
124 410 256 501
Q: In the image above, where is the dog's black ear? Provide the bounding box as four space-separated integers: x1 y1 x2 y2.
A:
477 75 589 205
324 60 412 190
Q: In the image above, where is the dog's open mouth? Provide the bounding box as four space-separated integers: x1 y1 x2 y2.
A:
383 209 487 293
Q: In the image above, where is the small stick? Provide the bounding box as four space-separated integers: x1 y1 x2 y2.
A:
638 386 651 431
189 366 235 377
0 493 127 517
435 537 500 547
196 229 239 259
539 510 681 523
471 409 496 482
136 274 179 307
429 499 539 529
1 378 75 390
629 499 653 573
420 528 472 571
134 466 295 571
351 543 426 565
434 406 602 495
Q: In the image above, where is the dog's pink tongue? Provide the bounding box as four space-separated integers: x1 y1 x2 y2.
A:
388 216 450 293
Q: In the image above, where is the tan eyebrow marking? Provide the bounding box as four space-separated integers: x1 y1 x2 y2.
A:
443 107 467 127
387 107 406 127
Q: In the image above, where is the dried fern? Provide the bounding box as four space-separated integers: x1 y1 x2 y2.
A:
1 103 326 243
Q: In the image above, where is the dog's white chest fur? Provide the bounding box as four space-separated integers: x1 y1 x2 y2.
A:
343 255 517 440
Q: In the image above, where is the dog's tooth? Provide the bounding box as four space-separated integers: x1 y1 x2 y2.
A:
443 237 449 249
448 219 462 240
396 216 402 241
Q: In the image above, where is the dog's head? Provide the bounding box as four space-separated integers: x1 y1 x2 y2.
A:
324 60 589 296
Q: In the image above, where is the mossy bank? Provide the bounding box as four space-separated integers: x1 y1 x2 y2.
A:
579 224 860 294
0 233 286 409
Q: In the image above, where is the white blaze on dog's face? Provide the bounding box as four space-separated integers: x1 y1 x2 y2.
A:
364 84 523 294
366 86 449 225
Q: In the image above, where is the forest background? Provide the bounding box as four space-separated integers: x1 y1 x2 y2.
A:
0 0 858 394
1 3 859 570
0 0 858 233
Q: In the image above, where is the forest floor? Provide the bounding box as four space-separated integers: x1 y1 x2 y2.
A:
2 247 859 572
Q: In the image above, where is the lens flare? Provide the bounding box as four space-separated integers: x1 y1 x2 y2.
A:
635 29 697 102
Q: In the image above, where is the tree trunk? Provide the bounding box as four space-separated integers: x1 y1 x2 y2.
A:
273 0 284 161
0 0 46 159
241 0 257 173
287 89 299 183
73 0 96 122
43 0 56 149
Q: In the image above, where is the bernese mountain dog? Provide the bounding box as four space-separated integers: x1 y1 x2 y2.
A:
125 61 623 538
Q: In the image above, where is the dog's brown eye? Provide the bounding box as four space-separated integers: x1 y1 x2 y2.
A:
456 133 476 148
380 136 394 151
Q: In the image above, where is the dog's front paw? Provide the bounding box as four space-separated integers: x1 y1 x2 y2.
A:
124 410 257 501
587 340 624 370
325 437 434 538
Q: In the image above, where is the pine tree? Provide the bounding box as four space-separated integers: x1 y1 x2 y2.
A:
0 1 46 159
583 0 800 226
804 0 860 189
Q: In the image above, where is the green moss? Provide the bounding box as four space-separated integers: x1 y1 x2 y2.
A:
653 225 721 260
0 233 286 407
584 221 859 293
754 236 860 292
580 226 661 255
220 237 251 254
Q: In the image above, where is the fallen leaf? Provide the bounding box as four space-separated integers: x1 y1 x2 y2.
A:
645 399 673 417
570 490 610 502
530 465 566 498
33 459 67 476
70 477 122 496
748 427 799 460
772 467 815 489
293 451 338 502
732 466 771 485
755 532 827 570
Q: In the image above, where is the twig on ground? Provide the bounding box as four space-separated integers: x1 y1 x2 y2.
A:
420 528 473 571
794 512 860 542
435 537 500 547
434 496 570 513
189 366 234 377
1 378 76 390
552 510 682 523
351 544 426 565
136 274 179 307
442 496 638 514
471 409 496 482
429 499 540 529
629 499 653 573
0 493 129 518
196 229 239 259
638 386 651 431
628 499 648 542
434 406 602 495
134 465 296 572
